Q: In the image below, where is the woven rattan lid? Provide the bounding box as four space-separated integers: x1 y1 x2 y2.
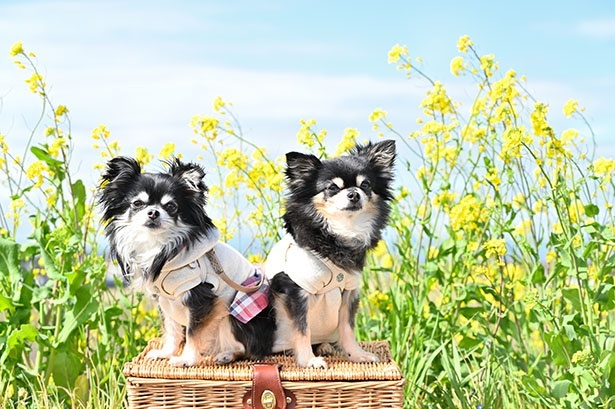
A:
123 338 402 382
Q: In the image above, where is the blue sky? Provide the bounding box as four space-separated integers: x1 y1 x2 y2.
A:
1 0 614 188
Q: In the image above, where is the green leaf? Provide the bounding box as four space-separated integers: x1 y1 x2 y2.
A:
0 238 22 281
584 203 599 218
0 293 14 314
49 345 85 393
531 263 545 284
595 283 615 308
71 179 87 220
1 324 38 365
562 287 583 312
552 379 572 399
57 286 98 344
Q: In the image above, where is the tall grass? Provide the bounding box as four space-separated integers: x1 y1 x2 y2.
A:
1 37 614 409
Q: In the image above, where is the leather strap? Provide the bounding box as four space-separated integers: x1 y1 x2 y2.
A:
242 364 296 409
205 249 264 293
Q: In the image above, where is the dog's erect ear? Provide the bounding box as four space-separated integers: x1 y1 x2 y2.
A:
100 156 142 187
168 158 207 192
353 140 396 176
285 152 322 182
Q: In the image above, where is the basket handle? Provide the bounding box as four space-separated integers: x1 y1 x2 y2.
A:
242 364 296 409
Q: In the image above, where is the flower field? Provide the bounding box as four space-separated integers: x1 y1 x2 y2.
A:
1 37 614 408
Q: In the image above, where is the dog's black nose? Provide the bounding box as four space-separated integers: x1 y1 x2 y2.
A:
148 209 160 220
347 190 360 203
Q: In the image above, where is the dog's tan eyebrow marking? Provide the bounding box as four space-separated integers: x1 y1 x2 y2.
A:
356 175 367 186
331 177 344 189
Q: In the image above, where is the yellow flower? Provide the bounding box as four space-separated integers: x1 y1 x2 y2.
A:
552 222 563 235
448 194 488 232
530 102 550 138
387 44 407 63
456 35 473 53
568 199 585 224
26 161 49 188
514 220 532 237
48 137 67 158
479 54 497 77
0 133 8 154
485 167 501 189
593 157 615 184
563 99 579 118
433 191 458 209
512 193 526 209
135 147 153 167
91 125 111 140
485 238 507 258
190 115 220 140
10 41 24 57
335 128 359 156
45 188 58 207
500 126 532 163
158 142 176 159
367 290 392 313
218 148 249 170
421 82 454 116
369 108 387 122
54 105 69 117
296 119 317 148
450 56 465 76
213 96 226 112
25 73 45 94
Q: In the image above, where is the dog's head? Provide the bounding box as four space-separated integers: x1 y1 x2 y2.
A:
283 140 396 247
98 156 214 274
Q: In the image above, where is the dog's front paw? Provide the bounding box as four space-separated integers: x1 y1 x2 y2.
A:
348 350 379 363
315 342 336 356
306 356 328 369
168 354 200 367
146 348 174 361
213 351 237 365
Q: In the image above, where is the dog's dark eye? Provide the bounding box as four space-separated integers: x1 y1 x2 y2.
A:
360 180 371 190
163 202 178 214
326 184 340 194
131 199 146 209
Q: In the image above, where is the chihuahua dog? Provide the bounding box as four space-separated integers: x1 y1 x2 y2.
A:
98 157 275 367
265 140 396 368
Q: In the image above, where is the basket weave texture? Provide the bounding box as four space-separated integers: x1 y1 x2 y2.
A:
124 338 405 409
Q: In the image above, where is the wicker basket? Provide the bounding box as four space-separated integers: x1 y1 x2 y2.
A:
124 338 405 408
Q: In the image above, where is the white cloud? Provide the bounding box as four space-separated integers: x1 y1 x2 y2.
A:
576 18 615 39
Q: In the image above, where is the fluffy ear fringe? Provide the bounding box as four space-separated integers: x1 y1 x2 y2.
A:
351 140 396 177
100 156 142 186
285 152 321 183
167 158 207 192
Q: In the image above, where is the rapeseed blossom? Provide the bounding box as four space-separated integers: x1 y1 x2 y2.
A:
9 41 23 57
421 81 454 116
563 99 579 118
387 44 406 63
485 238 507 259
158 142 176 159
135 147 153 167
456 35 473 53
296 119 318 148
335 128 359 156
592 157 615 185
448 194 488 232
450 56 465 76
25 73 45 94
25 161 49 188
